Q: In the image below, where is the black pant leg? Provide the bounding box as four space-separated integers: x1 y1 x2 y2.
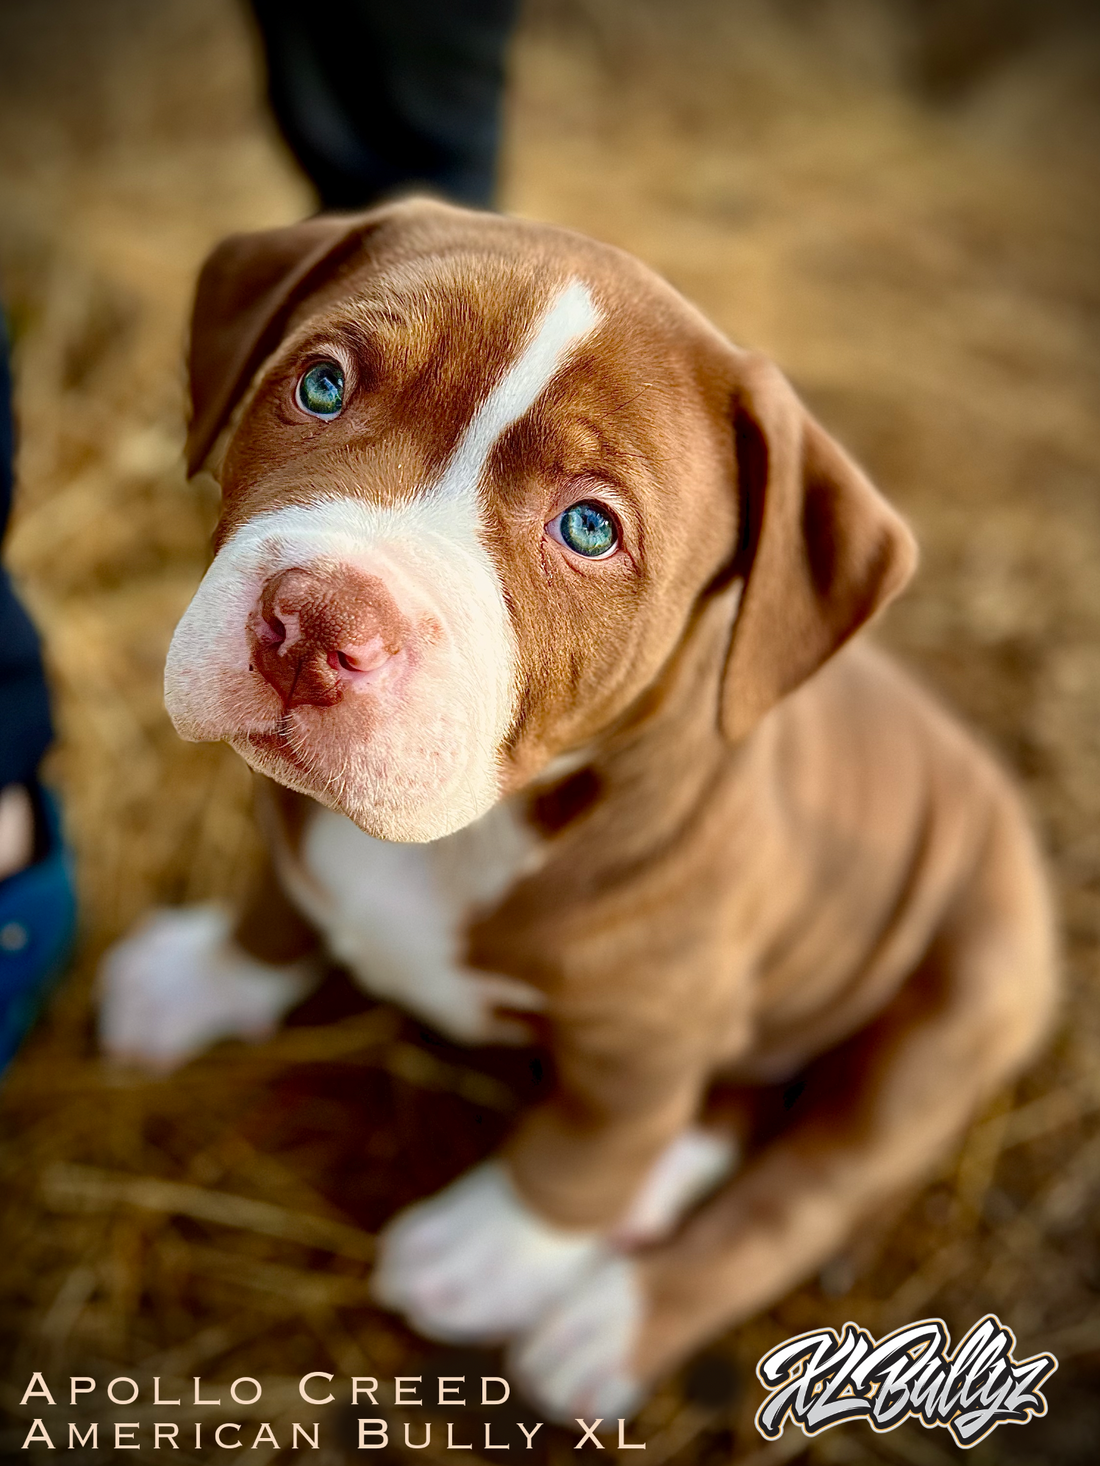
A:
250 0 522 211
0 315 53 788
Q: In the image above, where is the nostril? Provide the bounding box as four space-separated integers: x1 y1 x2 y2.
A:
258 614 286 648
327 641 398 676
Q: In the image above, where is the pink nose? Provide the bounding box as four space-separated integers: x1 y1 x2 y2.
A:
249 566 404 710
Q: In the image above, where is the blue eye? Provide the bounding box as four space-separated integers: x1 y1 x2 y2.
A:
551 501 619 559
296 360 345 418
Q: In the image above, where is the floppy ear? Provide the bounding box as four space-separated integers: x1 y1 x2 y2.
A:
185 209 384 475
719 353 918 741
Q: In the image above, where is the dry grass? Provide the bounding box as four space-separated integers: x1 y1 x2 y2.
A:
1 1 1099 1460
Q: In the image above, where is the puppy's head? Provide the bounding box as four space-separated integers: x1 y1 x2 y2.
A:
168 199 915 842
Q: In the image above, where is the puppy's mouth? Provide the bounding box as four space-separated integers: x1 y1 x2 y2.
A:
244 725 292 755
242 721 315 772
235 720 353 815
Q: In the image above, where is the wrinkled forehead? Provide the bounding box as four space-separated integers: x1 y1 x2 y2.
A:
309 249 596 437
329 249 588 386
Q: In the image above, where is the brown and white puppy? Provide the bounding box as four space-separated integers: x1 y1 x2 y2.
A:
100 198 1058 1419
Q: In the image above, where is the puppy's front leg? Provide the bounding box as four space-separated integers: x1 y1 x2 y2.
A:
374 1021 724 1394
372 1159 606 1341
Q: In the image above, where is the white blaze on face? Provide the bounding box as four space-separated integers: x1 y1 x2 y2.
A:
433 278 600 501
165 278 601 843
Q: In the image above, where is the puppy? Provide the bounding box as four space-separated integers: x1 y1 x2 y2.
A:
100 198 1057 1420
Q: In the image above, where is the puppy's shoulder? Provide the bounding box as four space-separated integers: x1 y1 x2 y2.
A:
762 637 1021 852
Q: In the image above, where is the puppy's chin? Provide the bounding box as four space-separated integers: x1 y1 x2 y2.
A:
166 643 507 841
167 681 507 844
227 711 504 844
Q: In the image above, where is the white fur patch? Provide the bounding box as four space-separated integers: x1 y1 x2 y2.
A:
509 1255 643 1422
374 1161 644 1420
165 279 601 843
612 1126 736 1245
98 905 316 1072
281 797 546 1043
372 1160 606 1341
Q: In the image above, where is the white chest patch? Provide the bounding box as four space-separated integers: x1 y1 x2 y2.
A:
283 798 547 1044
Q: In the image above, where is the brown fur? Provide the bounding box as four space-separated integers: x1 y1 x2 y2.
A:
189 197 1057 1387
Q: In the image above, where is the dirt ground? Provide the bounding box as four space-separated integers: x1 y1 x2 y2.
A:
1 1 1099 1461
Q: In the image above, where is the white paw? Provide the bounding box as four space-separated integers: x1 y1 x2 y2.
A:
420 969 546 1046
510 1255 643 1422
372 1160 604 1341
97 904 316 1072
612 1126 736 1246
334 939 545 1046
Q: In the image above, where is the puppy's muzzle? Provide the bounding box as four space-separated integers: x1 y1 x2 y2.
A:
248 565 406 711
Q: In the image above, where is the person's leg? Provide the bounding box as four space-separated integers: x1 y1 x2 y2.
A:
249 0 522 210
0 314 53 798
0 313 76 1071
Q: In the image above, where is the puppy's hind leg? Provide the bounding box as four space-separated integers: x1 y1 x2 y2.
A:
632 786 1057 1384
518 788 1058 1413
97 855 320 1073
